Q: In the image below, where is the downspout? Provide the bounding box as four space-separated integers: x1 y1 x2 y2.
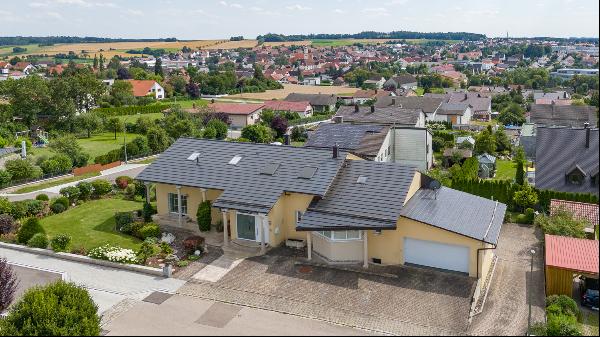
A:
476 201 499 278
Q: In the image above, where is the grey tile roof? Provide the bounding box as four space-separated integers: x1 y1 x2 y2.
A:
375 96 444 114
305 124 389 159
297 161 418 231
335 106 423 125
447 92 491 113
529 104 598 127
437 103 469 116
137 138 348 213
535 126 599 196
400 187 507 245
284 93 337 107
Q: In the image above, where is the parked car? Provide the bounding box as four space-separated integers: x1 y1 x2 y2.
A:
580 277 599 310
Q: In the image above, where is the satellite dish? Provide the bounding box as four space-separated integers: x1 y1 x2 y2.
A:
429 180 442 190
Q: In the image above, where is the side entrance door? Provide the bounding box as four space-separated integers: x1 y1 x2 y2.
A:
237 213 256 241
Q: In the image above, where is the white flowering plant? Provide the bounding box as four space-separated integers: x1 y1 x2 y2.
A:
88 244 139 264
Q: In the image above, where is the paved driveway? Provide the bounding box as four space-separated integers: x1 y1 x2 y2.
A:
468 223 546 336
179 251 476 335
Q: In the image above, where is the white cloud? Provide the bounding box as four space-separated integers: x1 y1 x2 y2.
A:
286 4 312 11
362 7 390 16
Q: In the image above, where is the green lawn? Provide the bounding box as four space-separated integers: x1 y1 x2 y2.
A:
14 172 99 194
173 99 209 109
40 198 144 251
495 160 516 181
117 113 165 123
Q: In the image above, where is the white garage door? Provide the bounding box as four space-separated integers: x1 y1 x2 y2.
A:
404 238 470 274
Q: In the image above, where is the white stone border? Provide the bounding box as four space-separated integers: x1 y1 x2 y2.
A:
0 242 164 277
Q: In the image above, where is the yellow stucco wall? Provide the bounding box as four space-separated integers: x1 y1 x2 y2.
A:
404 171 422 204
268 192 314 246
312 233 364 262
155 183 223 224
367 217 494 278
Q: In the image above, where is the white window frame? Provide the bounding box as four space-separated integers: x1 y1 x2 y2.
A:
315 230 362 241
168 193 188 215
295 210 304 224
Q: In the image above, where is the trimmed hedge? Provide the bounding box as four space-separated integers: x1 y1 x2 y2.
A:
93 104 170 117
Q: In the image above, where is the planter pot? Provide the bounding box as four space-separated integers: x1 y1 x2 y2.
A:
163 264 173 277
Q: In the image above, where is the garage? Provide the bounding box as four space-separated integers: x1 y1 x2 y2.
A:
404 238 470 274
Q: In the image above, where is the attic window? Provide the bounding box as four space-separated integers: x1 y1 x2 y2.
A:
566 166 586 185
356 175 368 184
298 166 318 179
187 152 201 161
261 163 281 176
228 155 243 165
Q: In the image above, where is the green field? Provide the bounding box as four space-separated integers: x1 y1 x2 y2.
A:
495 160 516 181
40 198 143 251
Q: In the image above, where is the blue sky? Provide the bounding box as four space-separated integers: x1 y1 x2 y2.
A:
1 0 598 39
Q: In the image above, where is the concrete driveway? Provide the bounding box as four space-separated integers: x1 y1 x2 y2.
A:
468 223 546 336
179 250 476 335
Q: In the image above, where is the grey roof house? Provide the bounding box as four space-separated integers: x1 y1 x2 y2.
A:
535 126 599 196
529 104 598 127
375 96 444 121
285 93 338 113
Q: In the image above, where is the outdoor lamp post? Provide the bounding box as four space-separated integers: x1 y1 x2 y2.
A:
527 248 536 335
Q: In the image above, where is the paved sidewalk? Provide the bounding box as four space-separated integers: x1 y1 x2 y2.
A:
0 247 185 314
192 256 244 283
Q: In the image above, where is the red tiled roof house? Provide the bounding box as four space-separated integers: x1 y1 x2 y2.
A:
208 103 265 129
126 80 165 100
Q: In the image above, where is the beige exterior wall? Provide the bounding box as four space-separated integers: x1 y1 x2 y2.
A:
312 233 364 262
404 171 422 204
367 217 494 278
155 183 223 225
268 192 314 246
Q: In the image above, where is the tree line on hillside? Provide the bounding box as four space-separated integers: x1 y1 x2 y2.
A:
257 31 486 42
0 36 177 46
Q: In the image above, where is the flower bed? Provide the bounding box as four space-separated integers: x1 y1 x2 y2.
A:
88 244 138 264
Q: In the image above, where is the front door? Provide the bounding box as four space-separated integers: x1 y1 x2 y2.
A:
237 213 257 241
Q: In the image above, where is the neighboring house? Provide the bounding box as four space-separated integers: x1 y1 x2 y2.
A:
126 80 165 100
352 89 392 105
137 138 506 278
334 105 432 170
477 153 497 179
363 76 386 89
383 75 418 91
550 68 599 80
305 123 392 162
520 123 537 160
550 199 599 237
447 93 492 121
0 62 10 75
435 103 473 125
375 96 444 122
13 62 35 75
529 104 598 127
263 100 313 118
443 148 472 167
285 93 337 113
535 126 599 196
207 103 265 129
302 77 321 86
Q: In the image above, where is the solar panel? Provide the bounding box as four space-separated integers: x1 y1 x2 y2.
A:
260 163 280 176
356 175 368 184
187 152 201 161
298 166 318 179
228 155 243 165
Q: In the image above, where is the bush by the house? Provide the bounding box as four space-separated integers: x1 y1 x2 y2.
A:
183 236 205 255
0 258 19 313
196 201 212 232
0 197 13 215
50 202 66 214
88 245 138 264
124 184 136 200
59 186 81 205
51 196 70 210
120 221 144 236
142 202 156 222
91 180 112 198
8 201 27 219
50 234 72 252
531 295 582 336
76 181 93 201
114 211 134 232
135 240 157 264
136 223 161 240
0 214 17 235
513 183 538 211
534 207 588 238
35 194 50 201
0 281 101 336
115 176 133 189
4 158 43 182
27 233 49 249
17 217 45 244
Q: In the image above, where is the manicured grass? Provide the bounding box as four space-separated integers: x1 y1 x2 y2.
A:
40 198 144 251
494 160 516 181
173 99 209 109
14 172 100 194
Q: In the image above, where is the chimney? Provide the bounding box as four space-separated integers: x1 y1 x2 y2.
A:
283 134 291 145
370 105 375 113
332 143 339 159
354 104 359 113
334 116 343 124
585 122 590 148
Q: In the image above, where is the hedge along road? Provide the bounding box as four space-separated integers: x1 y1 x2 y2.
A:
0 164 148 202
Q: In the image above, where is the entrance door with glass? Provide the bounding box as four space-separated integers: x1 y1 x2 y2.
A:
237 213 257 241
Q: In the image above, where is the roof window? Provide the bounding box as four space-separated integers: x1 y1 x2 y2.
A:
187 152 201 161
356 175 368 184
228 155 243 165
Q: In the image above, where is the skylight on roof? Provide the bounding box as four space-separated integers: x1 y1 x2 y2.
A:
187 152 201 161
228 155 243 165
298 166 318 179
357 175 368 184
260 163 281 176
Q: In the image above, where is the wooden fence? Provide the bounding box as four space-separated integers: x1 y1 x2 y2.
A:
73 161 121 176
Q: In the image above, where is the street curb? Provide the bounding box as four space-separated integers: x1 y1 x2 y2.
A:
0 242 165 277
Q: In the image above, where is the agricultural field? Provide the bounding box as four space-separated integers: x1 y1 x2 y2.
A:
228 84 359 100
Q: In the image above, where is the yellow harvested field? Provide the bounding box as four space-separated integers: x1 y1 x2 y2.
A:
263 41 312 47
203 40 259 49
228 84 360 100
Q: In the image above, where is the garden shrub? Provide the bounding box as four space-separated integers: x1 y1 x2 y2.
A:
21 199 44 218
50 234 72 252
120 221 144 236
0 258 19 312
124 184 136 200
35 194 50 201
176 260 189 268
76 181 93 201
114 212 134 231
546 313 582 336
159 242 174 256
51 196 70 210
60 186 81 205
196 201 212 232
142 202 156 222
136 240 157 264
546 295 579 317
0 214 17 235
17 217 45 244
535 208 587 238
115 176 133 189
88 245 138 264
27 233 49 249
0 197 14 216
0 281 101 336
183 236 205 254
91 180 112 198
136 223 161 240
9 201 27 219
50 202 66 214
